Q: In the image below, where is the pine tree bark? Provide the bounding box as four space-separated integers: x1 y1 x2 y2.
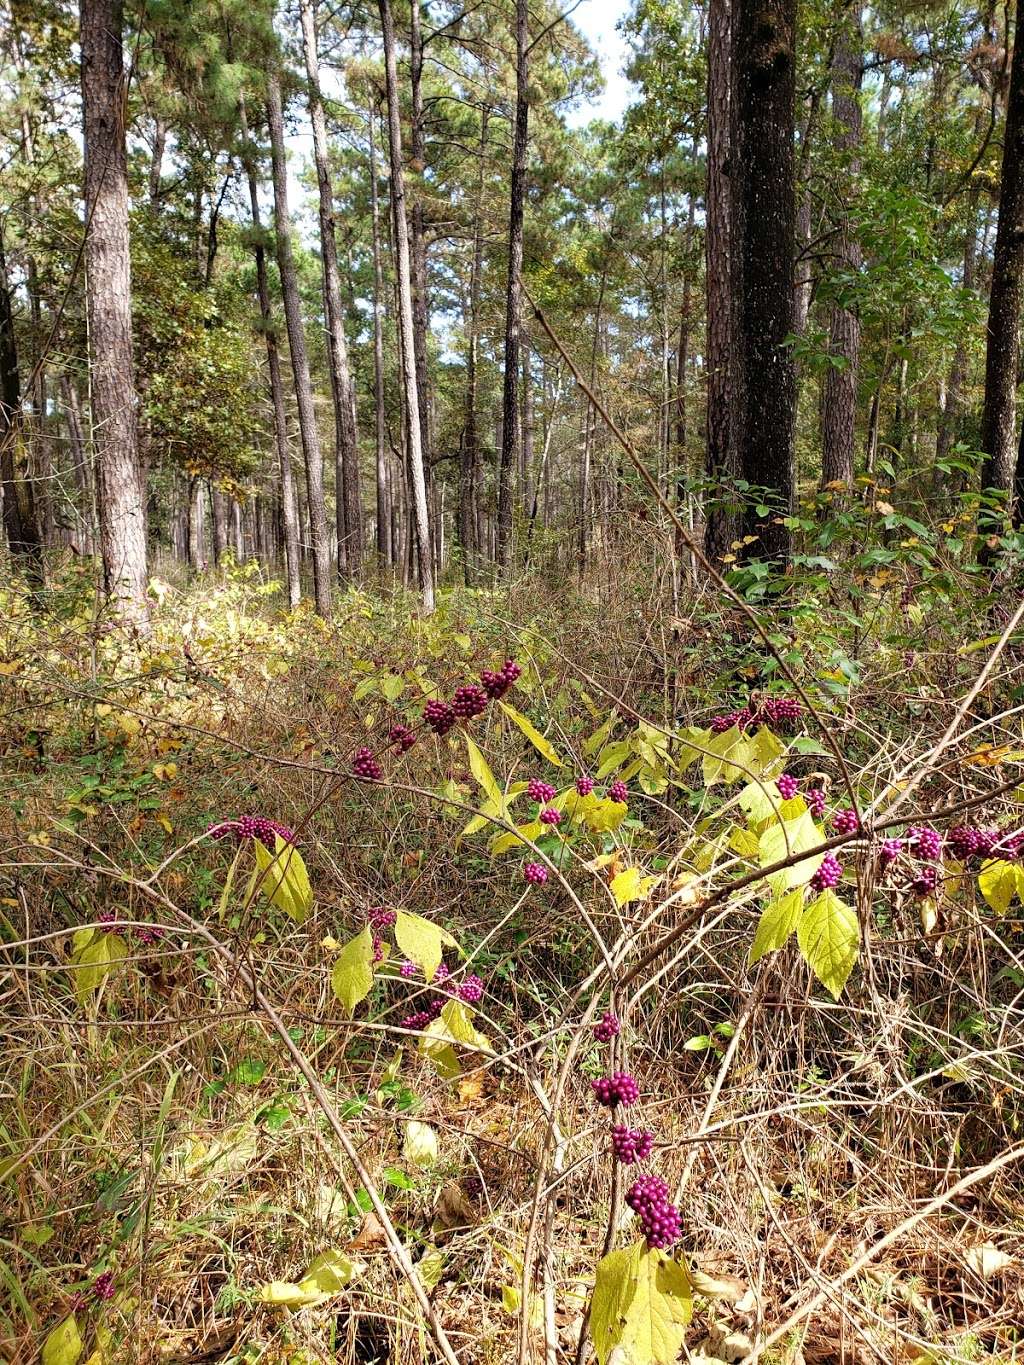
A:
379 0 435 611
368 101 392 568
982 10 1024 496
212 486 229 563
409 0 432 467
0 231 42 578
820 3 863 489
460 107 488 582
239 102 301 609
299 0 362 577
496 0 529 571
731 0 797 561
266 73 333 617
81 0 149 619
704 0 740 563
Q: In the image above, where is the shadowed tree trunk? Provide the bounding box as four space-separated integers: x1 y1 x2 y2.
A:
704 0 740 564
459 107 488 583
299 0 362 578
731 0 797 561
266 73 332 617
0 230 42 579
211 486 229 563
496 0 528 572
820 2 863 489
379 0 434 611
982 7 1024 498
81 0 149 619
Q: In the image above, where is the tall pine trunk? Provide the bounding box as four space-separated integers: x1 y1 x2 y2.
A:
379 0 435 611
496 0 528 571
731 0 797 562
81 0 149 619
0 230 42 578
409 0 432 469
981 9 1024 497
820 2 863 489
368 101 392 568
266 73 332 618
299 0 362 577
460 108 489 583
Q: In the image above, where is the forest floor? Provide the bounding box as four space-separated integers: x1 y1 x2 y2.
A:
3 554 1024 1365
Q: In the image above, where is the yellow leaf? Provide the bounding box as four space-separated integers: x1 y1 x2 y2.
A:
610 867 659 907
395 910 459 983
331 926 374 1012
43 1317 82 1365
252 836 313 924
464 736 501 804
403 1120 439 1167
498 701 564 766
259 1249 363 1309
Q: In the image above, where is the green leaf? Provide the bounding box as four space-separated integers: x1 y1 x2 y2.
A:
747 726 787 776
380 673 404 702
797 889 859 999
591 1241 692 1365
491 820 543 856
702 726 752 787
395 911 459 984
584 714 617 757
979 858 1024 916
749 889 805 964
758 810 825 893
331 926 375 1012
737 780 783 830
42 1317 82 1365
465 735 501 805
419 999 493 1076
71 929 128 1003
252 836 313 924
728 826 761 858
595 739 632 780
498 700 564 766
403 1120 439 1167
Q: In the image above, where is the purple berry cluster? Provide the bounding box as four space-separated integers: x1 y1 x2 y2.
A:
368 906 397 932
92 1270 116 1302
373 936 386 963
710 707 751 735
527 778 556 803
777 773 798 801
806 787 826 819
524 861 548 885
452 684 488 719
626 1175 682 1249
611 1125 654 1165
832 807 861 835
96 908 165 947
911 865 940 897
460 974 485 1004
907 826 942 861
424 699 457 735
399 960 418 978
594 1010 620 1042
608 780 628 805
576 775 595 795
591 1072 640 1107
208 815 297 850
352 747 383 781
810 851 843 892
480 658 522 699
946 826 997 861
389 722 417 753
709 696 803 735
879 837 904 868
539 806 562 826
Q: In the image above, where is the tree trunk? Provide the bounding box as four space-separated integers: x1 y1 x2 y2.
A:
61 374 93 550
982 11 1024 496
460 107 489 582
149 115 165 208
368 101 392 569
794 91 820 339
212 485 229 563
0 230 42 577
704 0 740 564
378 0 435 611
820 3 863 489
496 0 529 572
409 0 432 471
188 477 205 569
232 498 244 561
81 0 149 620
299 0 362 578
266 73 332 617
239 101 301 609
731 0 797 561
936 184 979 473
521 336 534 517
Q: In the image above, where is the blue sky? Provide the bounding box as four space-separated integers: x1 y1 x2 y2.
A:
568 0 634 126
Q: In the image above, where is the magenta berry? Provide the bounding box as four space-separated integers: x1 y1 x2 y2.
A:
611 1125 655 1165
399 960 418 978
424 699 456 735
208 815 297 850
832 807 861 835
539 806 562 826
389 722 417 753
946 826 997 861
459 974 485 1004
527 778 557 803
626 1175 682 1250
879 837 904 868
136 925 165 945
372 936 386 963
710 707 752 734
777 773 798 801
806 787 826 819
352 746 382 781
810 851 843 892
576 775 595 796
907 825 942 861
96 908 126 937
757 696 803 728
608 780 628 804
480 658 522 699
452 683 489 720
911 865 939 896
92 1270 116 1302
591 1072 640 1107
368 907 397 931
594 1010 620 1042
524 861 548 885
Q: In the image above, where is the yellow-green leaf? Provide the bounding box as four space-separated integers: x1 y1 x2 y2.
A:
252 836 313 924
797 888 859 999
498 701 563 766
584 714 616 757
595 739 631 779
71 930 128 1003
585 797 628 834
702 725 752 787
465 735 501 804
259 1248 363 1309
403 1120 439 1168
591 1241 692 1365
758 810 825 893
395 910 459 983
728 826 761 858
331 926 374 1013
43 1317 82 1365
610 867 660 908
501 1283 521 1313
380 673 404 702
747 725 787 776
979 858 1024 916
749 889 805 964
